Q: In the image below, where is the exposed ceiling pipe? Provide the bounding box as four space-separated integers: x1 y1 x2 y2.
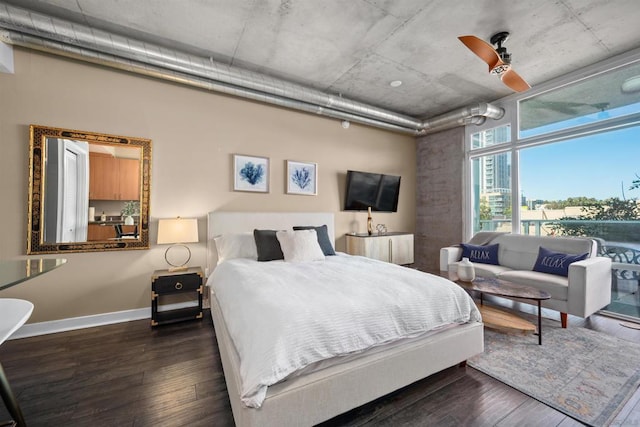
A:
0 30 420 135
0 4 504 135
421 103 505 134
0 4 420 131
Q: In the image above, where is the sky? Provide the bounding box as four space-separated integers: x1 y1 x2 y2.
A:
519 125 640 201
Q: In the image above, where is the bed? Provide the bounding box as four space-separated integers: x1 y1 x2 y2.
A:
206 211 484 427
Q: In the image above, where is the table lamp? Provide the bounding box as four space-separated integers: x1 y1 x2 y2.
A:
157 217 199 271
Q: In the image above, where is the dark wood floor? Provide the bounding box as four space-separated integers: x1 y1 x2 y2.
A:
1 303 639 426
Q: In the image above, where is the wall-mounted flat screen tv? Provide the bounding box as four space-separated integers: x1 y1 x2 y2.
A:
344 170 401 212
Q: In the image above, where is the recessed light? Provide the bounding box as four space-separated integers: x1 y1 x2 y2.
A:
389 80 402 87
621 75 640 94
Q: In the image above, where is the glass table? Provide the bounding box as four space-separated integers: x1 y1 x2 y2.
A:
1 258 66 427
0 259 67 291
439 269 551 345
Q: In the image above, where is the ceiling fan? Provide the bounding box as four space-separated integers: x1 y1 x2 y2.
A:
458 31 531 92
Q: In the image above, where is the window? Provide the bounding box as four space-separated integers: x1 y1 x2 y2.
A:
519 125 640 243
466 54 640 320
470 127 512 234
471 124 510 149
519 62 640 139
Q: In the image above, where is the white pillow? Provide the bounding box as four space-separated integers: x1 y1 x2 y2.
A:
214 232 258 264
275 229 325 263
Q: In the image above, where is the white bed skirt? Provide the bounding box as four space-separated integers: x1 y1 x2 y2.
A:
210 290 484 427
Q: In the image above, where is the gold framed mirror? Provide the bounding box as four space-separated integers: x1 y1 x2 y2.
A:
27 125 152 254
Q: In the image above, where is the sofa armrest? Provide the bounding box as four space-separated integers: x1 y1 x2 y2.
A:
567 256 612 318
440 246 462 271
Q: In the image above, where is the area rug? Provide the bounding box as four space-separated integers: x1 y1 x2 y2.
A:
621 321 640 330
468 318 640 426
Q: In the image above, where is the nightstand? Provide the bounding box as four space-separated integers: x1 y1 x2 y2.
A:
151 266 204 326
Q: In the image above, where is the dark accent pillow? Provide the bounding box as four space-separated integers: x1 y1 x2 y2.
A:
293 225 336 256
253 229 284 262
460 243 500 265
533 247 588 277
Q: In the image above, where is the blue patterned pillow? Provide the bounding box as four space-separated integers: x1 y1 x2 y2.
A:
460 243 500 265
533 247 588 277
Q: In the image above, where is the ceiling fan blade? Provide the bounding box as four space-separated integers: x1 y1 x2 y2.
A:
458 35 501 70
501 68 531 92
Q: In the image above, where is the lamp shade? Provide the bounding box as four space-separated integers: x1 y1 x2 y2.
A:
157 218 198 244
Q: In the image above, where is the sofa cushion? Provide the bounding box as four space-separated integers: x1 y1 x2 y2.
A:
498 270 569 301
460 243 500 265
450 261 511 278
491 234 594 271
473 263 512 278
467 231 508 245
532 247 589 277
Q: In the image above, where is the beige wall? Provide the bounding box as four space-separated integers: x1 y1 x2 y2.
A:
0 48 416 323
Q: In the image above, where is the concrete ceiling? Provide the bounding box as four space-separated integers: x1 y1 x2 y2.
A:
3 0 640 120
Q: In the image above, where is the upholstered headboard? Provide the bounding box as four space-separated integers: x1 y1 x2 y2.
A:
206 211 335 275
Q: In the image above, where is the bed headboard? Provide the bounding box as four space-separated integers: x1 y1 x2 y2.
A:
206 211 335 275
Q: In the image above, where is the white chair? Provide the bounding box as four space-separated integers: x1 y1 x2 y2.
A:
0 299 34 427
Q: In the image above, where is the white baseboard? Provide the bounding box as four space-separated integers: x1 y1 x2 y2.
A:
9 302 200 339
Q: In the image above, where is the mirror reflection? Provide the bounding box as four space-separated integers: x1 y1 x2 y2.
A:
28 125 151 254
43 140 141 244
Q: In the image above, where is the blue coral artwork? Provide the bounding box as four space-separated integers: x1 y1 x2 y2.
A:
287 160 317 195
234 154 269 192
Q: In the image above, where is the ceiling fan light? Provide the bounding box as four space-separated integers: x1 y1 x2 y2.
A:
621 75 640 94
490 63 511 76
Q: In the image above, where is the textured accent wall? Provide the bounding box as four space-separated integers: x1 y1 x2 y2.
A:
415 127 465 272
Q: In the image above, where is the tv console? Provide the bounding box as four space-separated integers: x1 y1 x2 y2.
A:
346 232 414 265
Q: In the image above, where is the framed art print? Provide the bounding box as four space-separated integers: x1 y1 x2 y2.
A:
287 160 317 195
234 154 269 192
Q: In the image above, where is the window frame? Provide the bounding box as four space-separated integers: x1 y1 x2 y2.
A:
464 47 640 240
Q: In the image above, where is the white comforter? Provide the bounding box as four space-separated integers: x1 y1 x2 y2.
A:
210 254 481 408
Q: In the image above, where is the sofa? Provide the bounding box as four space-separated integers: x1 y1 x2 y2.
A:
440 232 612 328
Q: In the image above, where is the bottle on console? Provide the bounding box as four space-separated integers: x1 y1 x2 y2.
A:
367 206 373 235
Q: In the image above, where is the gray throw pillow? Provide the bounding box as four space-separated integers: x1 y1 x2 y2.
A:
253 229 284 261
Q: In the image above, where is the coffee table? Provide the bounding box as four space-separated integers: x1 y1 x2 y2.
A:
442 271 551 345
